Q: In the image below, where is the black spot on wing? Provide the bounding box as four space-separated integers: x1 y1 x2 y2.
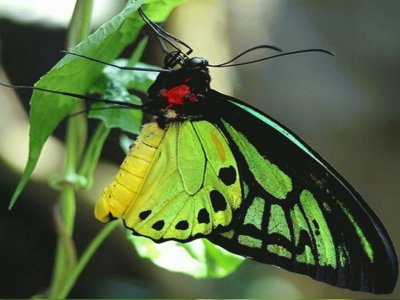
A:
312 219 320 236
175 220 189 230
312 219 320 229
152 220 165 231
139 210 152 220
198 208 210 224
218 165 237 185
210 190 227 212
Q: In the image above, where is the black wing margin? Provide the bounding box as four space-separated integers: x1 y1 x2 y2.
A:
206 90 398 294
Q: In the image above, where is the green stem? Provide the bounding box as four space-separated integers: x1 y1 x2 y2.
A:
57 222 120 299
49 187 77 298
49 0 94 298
78 122 111 189
67 0 94 49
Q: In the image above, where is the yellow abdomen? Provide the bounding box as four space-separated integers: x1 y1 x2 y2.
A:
94 122 165 222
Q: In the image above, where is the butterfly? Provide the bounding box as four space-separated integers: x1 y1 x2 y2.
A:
89 8 399 294
1 6 397 295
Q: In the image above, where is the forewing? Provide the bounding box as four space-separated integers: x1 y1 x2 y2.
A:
207 90 398 294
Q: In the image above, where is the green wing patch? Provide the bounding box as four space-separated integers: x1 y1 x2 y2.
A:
218 118 374 265
122 120 242 241
222 120 292 200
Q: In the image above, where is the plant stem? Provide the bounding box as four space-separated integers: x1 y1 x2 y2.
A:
49 187 77 298
57 222 120 299
78 122 111 189
67 0 94 51
49 0 94 298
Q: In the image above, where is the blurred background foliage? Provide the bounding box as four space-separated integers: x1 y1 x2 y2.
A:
0 0 399 298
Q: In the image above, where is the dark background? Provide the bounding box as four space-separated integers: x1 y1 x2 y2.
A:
0 0 399 298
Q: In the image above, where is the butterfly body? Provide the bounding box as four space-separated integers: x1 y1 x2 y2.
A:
94 56 398 293
95 122 166 222
143 57 211 120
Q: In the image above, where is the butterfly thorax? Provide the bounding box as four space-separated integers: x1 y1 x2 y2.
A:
144 57 211 121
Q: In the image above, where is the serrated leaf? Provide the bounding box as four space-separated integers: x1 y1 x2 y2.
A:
126 63 159 92
93 60 158 92
10 0 187 208
127 234 244 279
88 60 158 134
88 37 151 134
89 96 143 134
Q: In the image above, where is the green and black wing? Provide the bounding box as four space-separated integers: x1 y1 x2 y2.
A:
207 90 398 294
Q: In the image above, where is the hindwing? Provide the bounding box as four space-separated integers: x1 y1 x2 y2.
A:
123 120 241 241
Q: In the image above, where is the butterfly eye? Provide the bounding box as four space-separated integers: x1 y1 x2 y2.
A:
184 57 208 70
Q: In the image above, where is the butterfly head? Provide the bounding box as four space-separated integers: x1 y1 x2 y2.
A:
145 54 212 120
182 57 209 70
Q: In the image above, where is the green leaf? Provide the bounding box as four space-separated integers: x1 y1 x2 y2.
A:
88 59 158 134
87 37 154 133
126 62 160 93
89 59 144 134
91 59 158 92
127 234 244 279
10 0 187 208
202 239 245 277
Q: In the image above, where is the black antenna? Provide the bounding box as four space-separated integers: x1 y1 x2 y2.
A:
61 50 172 73
138 8 193 55
138 8 185 56
215 45 283 67
68 105 134 118
208 48 335 67
0 82 143 110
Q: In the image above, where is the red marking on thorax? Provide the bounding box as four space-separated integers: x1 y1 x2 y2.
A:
161 84 198 108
